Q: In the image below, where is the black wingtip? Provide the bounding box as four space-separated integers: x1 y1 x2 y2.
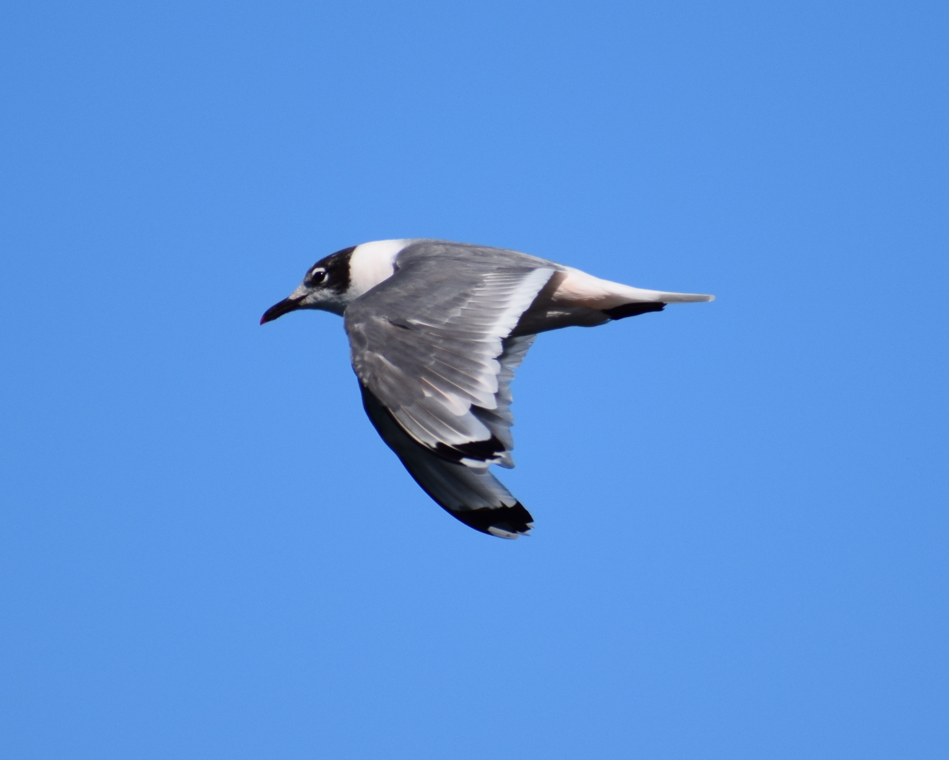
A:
448 502 535 539
603 301 666 320
433 433 508 466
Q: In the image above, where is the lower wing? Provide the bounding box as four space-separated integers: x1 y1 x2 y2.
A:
359 382 533 539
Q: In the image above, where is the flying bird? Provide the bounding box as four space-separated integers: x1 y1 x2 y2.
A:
261 239 713 538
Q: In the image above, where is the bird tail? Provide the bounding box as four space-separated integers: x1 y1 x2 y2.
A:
555 267 714 311
607 282 715 304
601 284 714 320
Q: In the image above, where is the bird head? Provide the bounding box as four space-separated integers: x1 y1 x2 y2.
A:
260 246 356 323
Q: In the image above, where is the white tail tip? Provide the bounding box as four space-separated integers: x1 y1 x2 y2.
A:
622 286 716 303
665 292 715 303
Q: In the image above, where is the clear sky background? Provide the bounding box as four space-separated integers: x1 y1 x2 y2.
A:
2 1 947 758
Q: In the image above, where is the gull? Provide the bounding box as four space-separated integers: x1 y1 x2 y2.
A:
261 239 713 539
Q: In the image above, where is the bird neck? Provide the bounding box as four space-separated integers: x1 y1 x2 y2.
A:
344 239 413 300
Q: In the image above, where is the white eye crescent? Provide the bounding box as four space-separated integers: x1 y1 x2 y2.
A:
307 268 327 286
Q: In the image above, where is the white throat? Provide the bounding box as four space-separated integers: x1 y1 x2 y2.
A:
347 239 413 300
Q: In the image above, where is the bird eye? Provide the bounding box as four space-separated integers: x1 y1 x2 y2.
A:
307 268 327 286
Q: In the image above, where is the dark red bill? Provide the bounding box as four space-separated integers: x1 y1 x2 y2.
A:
260 297 302 325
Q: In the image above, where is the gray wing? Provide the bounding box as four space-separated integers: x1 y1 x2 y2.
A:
359 370 534 538
344 243 554 537
344 245 555 469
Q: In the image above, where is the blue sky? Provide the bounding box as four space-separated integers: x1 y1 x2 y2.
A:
2 1 947 757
